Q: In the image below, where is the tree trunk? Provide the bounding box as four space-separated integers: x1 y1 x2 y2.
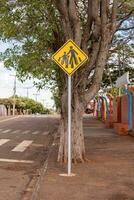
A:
58 90 85 163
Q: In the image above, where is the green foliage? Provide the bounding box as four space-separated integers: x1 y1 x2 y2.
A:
102 35 134 87
0 0 134 105
51 87 61 112
101 1 134 88
107 87 119 97
18 97 44 114
0 0 64 108
0 96 48 114
0 0 61 86
0 97 13 105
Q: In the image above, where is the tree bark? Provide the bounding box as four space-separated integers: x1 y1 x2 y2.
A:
55 0 120 163
58 89 85 163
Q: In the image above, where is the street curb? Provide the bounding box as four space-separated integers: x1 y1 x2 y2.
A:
21 131 57 200
0 116 22 123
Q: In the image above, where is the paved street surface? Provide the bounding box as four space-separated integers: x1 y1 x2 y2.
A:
0 115 59 200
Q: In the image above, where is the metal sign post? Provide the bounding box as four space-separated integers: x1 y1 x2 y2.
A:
52 39 88 177
68 75 71 175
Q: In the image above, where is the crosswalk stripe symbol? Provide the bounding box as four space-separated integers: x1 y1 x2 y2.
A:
52 39 88 76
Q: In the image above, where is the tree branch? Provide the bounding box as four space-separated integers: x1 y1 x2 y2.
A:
75 40 100 94
68 0 81 45
54 0 73 39
118 26 134 31
100 0 109 35
83 35 109 106
92 0 101 40
111 0 117 25
81 0 93 52
116 11 133 30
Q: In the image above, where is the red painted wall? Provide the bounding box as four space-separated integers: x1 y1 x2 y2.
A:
132 94 134 128
120 93 134 128
113 98 117 122
121 95 128 124
113 97 121 123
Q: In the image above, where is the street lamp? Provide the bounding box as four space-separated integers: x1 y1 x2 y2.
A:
23 86 33 98
33 93 40 102
10 74 16 116
42 99 45 107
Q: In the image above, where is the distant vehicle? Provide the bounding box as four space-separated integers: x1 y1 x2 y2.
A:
85 101 95 114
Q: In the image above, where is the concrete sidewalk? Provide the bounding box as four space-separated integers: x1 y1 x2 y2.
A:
38 117 134 200
0 116 14 121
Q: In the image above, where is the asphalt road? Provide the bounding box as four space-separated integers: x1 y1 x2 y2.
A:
0 115 59 200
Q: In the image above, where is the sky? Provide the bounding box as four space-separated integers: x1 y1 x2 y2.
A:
0 41 54 109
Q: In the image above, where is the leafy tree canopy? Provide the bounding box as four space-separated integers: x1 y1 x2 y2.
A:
0 0 134 163
0 0 134 93
0 95 49 114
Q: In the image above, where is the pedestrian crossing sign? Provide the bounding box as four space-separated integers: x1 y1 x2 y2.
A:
52 39 88 76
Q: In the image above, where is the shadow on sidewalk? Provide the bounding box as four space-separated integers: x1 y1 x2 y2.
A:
38 116 134 200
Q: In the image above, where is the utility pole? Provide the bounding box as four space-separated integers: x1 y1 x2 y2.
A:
42 99 45 107
23 86 32 98
33 93 40 102
10 74 16 116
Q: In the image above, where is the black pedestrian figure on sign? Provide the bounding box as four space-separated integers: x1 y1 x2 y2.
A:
67 46 79 68
58 52 69 68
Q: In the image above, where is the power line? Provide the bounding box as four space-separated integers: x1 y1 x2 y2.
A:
33 93 40 102
23 86 33 98
42 99 45 107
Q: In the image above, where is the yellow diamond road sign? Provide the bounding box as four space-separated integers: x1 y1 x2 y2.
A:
52 39 88 76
